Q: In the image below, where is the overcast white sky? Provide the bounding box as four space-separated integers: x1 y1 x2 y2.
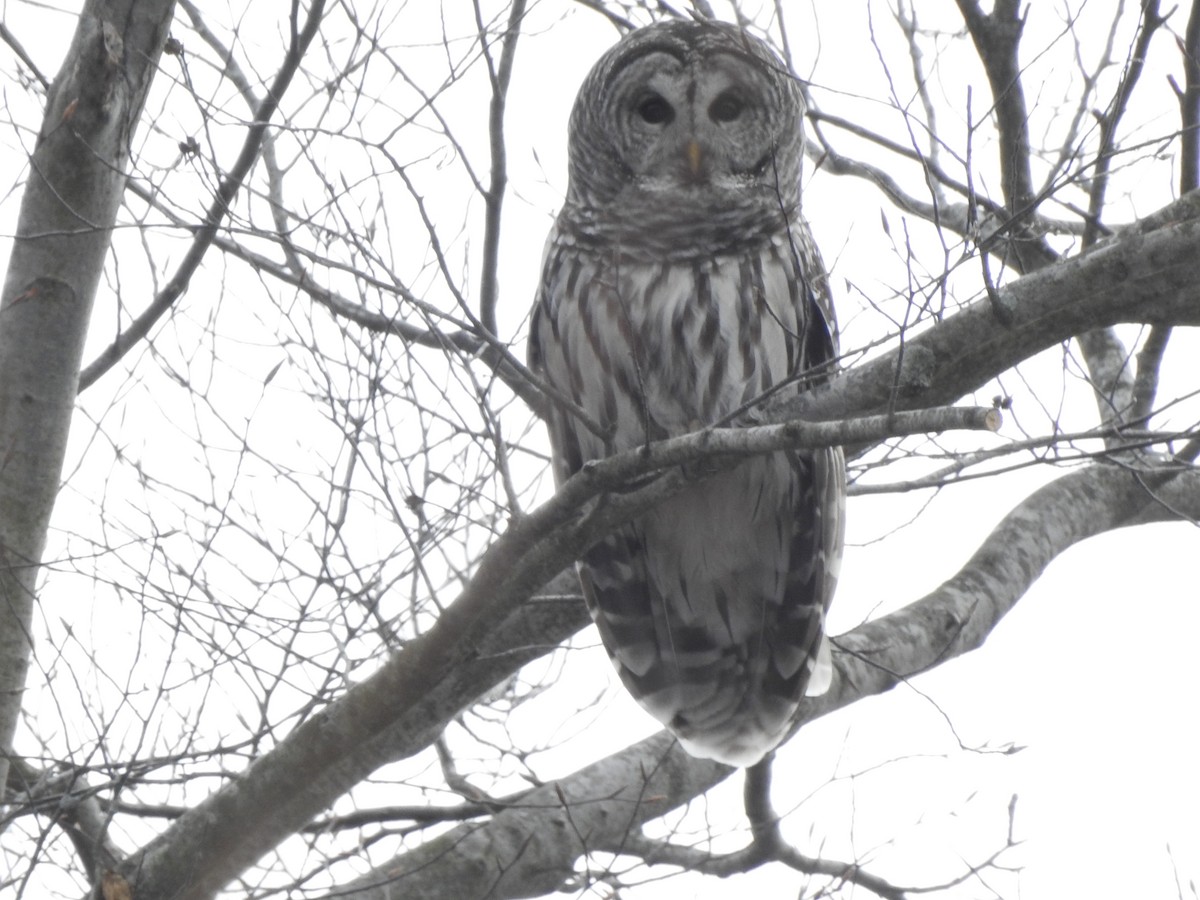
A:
2 1 1198 897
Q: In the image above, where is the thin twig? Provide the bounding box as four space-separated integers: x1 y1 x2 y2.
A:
78 0 328 389
475 0 527 335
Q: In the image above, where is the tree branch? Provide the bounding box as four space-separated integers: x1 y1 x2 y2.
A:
775 190 1200 426
113 402 994 898
311 461 1200 900
1075 1 1165 437
4 758 126 881
476 0 526 335
956 0 1057 272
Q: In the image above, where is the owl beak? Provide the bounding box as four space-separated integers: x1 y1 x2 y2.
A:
686 140 703 178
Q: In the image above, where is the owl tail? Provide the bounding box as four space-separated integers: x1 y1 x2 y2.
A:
804 634 833 697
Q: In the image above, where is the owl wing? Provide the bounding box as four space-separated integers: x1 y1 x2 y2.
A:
783 217 845 699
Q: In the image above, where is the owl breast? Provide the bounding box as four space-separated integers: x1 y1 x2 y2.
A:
537 228 808 451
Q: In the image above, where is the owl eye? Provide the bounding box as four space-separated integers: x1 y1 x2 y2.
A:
709 90 745 123
636 93 674 125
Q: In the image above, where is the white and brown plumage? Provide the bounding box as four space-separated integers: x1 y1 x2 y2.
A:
529 20 845 767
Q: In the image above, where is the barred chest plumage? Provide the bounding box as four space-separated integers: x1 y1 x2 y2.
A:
534 226 818 466
530 222 842 767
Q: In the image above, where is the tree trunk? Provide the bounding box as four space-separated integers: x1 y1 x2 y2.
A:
0 0 175 803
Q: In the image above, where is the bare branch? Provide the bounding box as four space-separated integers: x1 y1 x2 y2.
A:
312 460 1200 900
0 19 50 90
778 190 1200 425
1181 0 1200 190
955 0 1057 272
1082 1 1165 247
476 0 526 335
1074 2 1166 437
77 0 328 389
5 759 125 881
6 5 1199 896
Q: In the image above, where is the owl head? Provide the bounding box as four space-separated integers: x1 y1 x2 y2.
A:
564 21 806 219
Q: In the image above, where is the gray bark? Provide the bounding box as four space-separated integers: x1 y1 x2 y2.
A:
0 0 174 810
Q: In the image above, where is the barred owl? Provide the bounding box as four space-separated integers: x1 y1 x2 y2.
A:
528 20 845 767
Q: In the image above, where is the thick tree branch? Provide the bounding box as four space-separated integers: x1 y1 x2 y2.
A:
1131 317 1173 426
313 461 1200 900
1181 0 1200 191
1131 0 1200 431
776 190 1200 425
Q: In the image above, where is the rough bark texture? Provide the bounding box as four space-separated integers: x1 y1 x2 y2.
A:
0 0 174 807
